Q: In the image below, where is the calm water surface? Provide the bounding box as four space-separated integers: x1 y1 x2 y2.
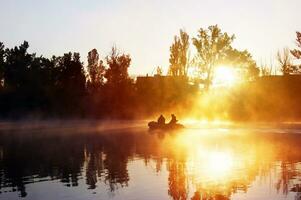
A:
1 121 301 200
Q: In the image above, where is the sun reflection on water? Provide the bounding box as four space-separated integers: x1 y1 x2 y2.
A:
164 128 276 199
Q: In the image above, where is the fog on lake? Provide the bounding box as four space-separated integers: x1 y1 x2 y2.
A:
1 121 301 200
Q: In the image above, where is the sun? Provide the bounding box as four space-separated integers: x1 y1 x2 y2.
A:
213 65 238 87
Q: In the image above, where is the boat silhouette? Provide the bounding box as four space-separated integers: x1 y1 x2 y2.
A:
148 121 184 130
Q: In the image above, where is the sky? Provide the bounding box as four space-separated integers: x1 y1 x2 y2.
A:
0 0 301 75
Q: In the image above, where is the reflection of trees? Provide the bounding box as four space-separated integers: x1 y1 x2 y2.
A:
164 132 301 200
0 132 85 197
85 151 104 189
191 191 230 200
168 160 188 200
104 133 136 191
276 162 300 195
0 131 134 196
1 129 301 199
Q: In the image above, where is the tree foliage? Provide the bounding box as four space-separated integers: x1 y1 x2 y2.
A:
0 42 5 88
223 48 259 79
291 31 301 59
169 30 189 76
105 47 131 86
87 49 105 91
192 25 235 89
288 31 301 74
277 48 296 75
192 25 260 88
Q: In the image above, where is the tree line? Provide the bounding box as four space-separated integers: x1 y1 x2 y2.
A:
0 42 135 118
168 25 259 90
168 25 301 89
1 25 301 119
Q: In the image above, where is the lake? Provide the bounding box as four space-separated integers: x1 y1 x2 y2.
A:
1 120 301 200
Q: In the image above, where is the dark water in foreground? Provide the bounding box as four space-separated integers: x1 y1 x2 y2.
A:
1 121 301 200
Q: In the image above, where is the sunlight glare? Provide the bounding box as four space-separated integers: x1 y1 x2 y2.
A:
207 151 233 177
213 65 238 87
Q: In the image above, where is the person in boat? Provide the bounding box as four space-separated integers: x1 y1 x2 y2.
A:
168 114 178 125
157 114 166 125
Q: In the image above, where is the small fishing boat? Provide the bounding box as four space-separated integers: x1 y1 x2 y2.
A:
148 121 184 130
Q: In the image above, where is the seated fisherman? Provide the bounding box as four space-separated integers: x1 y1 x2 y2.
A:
157 114 166 125
169 114 178 125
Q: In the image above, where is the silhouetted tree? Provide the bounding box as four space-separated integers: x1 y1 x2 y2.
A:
0 41 56 115
277 48 295 75
105 47 131 86
3 41 33 90
156 66 163 76
260 64 273 76
289 31 301 73
169 30 190 76
104 46 134 117
291 31 301 59
0 43 4 90
193 25 235 90
87 49 105 92
54 52 86 115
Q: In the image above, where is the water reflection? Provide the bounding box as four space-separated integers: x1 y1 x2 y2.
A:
0 124 301 199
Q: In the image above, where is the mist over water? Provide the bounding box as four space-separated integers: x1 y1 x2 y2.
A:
1 120 301 200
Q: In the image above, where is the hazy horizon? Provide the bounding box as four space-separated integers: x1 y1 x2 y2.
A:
1 0 301 75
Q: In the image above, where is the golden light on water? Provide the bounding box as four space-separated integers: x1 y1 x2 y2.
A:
164 128 277 196
186 147 235 184
206 151 234 178
169 130 238 184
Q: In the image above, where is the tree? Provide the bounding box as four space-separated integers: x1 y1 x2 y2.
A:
87 49 105 91
105 46 131 86
104 46 134 117
54 52 87 115
156 66 163 76
0 42 4 88
289 31 301 73
291 31 301 59
168 29 189 76
223 48 259 80
260 64 273 76
3 41 33 90
277 48 295 75
193 25 235 90
0 41 62 115
56 52 86 94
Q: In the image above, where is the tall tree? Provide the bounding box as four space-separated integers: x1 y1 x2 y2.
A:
169 30 189 76
104 46 133 117
193 25 234 89
0 42 4 88
105 47 131 86
291 31 301 59
3 41 33 90
277 48 295 75
87 49 105 91
289 31 301 73
56 52 86 94
55 52 86 115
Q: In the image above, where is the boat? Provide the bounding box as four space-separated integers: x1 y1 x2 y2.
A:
148 121 184 130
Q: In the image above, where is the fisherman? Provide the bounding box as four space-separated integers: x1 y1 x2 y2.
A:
157 114 166 125
169 114 178 125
